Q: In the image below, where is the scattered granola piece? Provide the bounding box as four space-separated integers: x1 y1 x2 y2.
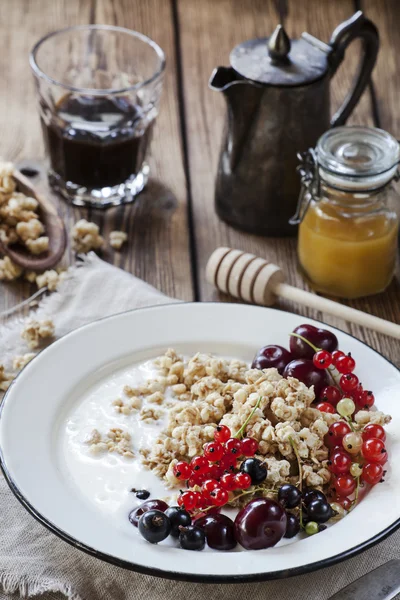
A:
0 161 16 197
25 236 49 255
12 353 35 370
0 256 23 281
36 269 60 291
21 318 55 349
71 219 104 253
85 427 134 457
16 218 44 242
0 364 12 391
24 270 38 283
109 230 127 250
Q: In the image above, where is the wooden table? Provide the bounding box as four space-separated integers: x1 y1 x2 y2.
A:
1 0 399 366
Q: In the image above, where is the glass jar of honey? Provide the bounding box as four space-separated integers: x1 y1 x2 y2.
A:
294 127 400 299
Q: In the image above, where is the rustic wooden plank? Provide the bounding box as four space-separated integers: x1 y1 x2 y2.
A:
93 0 193 301
0 0 90 314
178 0 400 365
0 0 193 318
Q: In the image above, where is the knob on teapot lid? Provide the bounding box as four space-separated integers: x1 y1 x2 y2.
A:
230 24 330 86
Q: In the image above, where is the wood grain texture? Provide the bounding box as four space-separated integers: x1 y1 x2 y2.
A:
178 0 400 365
0 0 193 319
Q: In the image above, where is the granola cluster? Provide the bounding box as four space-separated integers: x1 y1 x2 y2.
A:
0 162 49 255
109 230 127 250
20 318 55 349
71 219 104 254
140 350 391 495
85 427 134 458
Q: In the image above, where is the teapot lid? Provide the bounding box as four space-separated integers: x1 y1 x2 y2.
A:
230 25 329 86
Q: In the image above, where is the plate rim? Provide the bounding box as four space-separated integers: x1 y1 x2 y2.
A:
1 301 400 583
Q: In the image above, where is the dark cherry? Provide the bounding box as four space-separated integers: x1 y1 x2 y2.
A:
165 506 191 538
290 324 338 360
234 498 287 550
252 345 293 375
240 458 268 485
283 359 330 398
302 488 327 506
129 499 169 527
305 499 335 524
195 514 237 550
284 513 300 539
138 510 171 544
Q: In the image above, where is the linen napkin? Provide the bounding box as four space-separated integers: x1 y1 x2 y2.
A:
0 253 399 600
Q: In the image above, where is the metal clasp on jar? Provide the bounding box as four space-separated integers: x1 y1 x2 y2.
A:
289 148 321 225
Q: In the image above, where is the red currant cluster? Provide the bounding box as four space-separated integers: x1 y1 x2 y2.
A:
326 421 387 507
173 425 259 513
313 349 374 413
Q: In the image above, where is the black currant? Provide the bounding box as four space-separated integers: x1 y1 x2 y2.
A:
239 458 267 485
305 499 335 524
165 507 191 538
283 513 300 539
179 526 206 551
302 488 327 506
138 510 171 543
278 484 302 509
134 489 150 500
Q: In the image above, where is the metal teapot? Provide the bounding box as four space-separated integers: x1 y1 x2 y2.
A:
209 11 379 236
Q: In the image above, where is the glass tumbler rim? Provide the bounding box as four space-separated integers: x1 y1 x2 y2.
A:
29 24 166 95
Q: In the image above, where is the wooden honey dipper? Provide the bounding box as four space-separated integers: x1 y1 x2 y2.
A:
206 247 400 340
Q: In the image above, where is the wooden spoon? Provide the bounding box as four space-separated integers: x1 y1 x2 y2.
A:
0 170 67 271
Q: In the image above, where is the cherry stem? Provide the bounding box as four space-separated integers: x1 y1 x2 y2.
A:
235 396 262 439
290 332 321 353
288 436 304 529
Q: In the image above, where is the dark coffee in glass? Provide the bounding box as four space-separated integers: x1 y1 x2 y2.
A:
30 26 165 208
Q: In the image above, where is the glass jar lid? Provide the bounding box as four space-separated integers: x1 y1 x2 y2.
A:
317 126 400 191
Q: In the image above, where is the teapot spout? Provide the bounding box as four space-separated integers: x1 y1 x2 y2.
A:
209 66 251 91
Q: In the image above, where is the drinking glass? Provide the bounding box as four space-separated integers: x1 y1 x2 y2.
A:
30 25 165 208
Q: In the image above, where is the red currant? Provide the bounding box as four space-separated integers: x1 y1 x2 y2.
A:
339 496 352 511
313 350 332 369
362 462 384 485
178 491 197 511
241 437 258 457
328 450 352 475
332 474 356 497
234 472 252 490
326 421 352 448
219 454 237 471
225 438 243 457
351 384 364 405
362 424 386 442
340 373 359 392
376 451 388 465
359 390 375 409
209 487 229 506
188 472 207 488
190 456 208 473
335 353 356 374
362 438 386 463
332 350 345 365
208 464 223 480
220 472 237 491
201 479 219 498
316 402 335 414
319 385 341 407
203 441 225 462
214 425 231 443
191 491 204 508
173 461 192 480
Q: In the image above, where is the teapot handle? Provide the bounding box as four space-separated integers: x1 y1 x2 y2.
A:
328 11 379 127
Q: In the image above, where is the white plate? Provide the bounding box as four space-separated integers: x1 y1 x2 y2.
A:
1 303 400 582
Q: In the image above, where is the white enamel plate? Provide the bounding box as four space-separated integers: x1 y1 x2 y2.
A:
1 303 400 582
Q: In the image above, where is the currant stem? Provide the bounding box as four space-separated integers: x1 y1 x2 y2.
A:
350 476 360 511
290 333 321 353
232 487 276 502
235 396 262 439
288 436 304 529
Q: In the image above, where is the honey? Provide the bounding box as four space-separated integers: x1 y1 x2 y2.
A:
295 127 400 299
